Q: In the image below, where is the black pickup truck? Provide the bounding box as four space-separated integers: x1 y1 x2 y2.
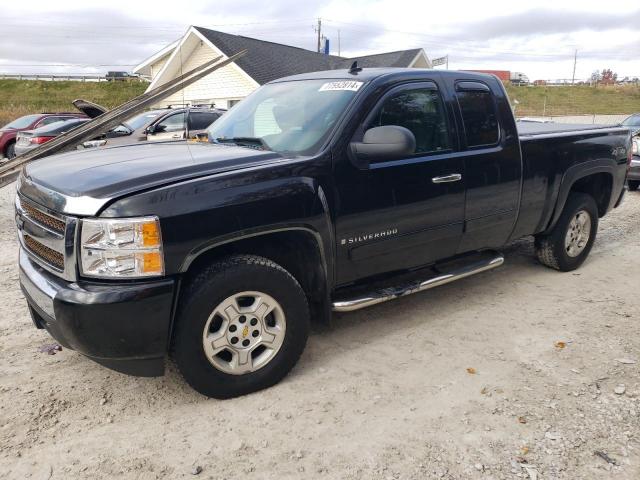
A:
15 68 631 398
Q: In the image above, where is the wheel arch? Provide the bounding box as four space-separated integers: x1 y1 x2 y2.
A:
179 227 331 323
3 138 16 157
544 160 618 234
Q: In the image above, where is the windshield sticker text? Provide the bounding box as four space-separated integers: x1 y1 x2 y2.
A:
319 81 364 92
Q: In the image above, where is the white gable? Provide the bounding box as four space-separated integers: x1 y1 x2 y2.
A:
144 28 259 110
133 40 179 79
409 49 431 68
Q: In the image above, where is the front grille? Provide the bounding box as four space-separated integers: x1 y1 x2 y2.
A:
23 235 64 270
21 202 66 233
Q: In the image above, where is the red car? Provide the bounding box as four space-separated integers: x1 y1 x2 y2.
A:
0 112 86 159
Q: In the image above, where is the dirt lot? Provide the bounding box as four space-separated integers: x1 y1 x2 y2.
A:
1 184 639 480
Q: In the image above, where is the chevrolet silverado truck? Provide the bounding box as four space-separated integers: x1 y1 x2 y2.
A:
15 68 631 398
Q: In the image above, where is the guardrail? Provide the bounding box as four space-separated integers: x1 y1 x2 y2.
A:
0 74 147 82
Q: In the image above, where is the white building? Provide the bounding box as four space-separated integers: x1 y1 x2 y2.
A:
134 26 431 110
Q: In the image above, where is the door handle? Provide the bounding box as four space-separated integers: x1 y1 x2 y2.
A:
171 134 182 139
432 174 462 184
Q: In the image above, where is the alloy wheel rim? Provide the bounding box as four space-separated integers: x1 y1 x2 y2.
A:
564 210 591 257
202 291 286 375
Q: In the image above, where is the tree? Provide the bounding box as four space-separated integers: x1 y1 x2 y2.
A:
600 69 618 85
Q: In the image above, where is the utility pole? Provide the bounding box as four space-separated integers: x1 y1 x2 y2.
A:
571 49 577 85
338 29 341 56
315 18 322 53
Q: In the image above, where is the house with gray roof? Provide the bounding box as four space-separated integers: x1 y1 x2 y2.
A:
134 26 431 109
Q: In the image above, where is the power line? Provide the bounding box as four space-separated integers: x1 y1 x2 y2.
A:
0 18 314 30
321 18 639 60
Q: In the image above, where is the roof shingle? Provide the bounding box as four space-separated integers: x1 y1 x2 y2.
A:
194 27 425 84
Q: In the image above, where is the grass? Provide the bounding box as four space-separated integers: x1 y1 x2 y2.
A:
1 79 639 127
0 79 147 126
504 84 640 117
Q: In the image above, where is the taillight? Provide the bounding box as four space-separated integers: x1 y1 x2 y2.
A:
30 136 53 145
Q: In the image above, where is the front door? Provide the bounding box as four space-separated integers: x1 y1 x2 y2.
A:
334 81 465 285
147 112 186 142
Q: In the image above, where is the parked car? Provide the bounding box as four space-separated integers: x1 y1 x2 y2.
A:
81 107 225 149
622 114 640 190
621 113 640 137
628 136 640 190
105 71 138 82
15 68 631 398
14 118 89 156
0 112 85 159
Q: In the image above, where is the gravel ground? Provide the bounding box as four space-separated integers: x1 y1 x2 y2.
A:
1 184 639 480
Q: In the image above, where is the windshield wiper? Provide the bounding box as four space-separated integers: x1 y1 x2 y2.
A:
214 136 271 151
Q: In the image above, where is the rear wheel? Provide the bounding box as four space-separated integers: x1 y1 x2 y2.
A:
5 141 15 159
629 180 640 191
172 254 310 398
535 193 598 272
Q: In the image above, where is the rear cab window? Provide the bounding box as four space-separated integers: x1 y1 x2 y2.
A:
455 81 500 148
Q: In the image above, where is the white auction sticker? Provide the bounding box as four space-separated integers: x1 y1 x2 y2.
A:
318 81 364 92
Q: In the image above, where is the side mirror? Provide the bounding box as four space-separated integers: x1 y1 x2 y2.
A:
350 125 416 164
145 125 156 135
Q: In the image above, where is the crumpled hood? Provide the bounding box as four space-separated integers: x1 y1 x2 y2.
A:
21 142 285 215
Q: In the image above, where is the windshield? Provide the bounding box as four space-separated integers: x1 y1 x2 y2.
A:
622 115 640 127
2 114 41 130
125 111 163 130
207 79 364 155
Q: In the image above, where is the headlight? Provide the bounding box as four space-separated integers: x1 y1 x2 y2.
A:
633 138 639 155
80 217 164 278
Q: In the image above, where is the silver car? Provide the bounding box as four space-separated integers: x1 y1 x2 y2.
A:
82 107 225 149
15 118 89 156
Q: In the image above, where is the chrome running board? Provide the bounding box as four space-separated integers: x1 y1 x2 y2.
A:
332 252 504 312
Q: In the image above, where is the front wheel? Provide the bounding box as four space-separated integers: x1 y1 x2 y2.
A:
629 180 640 191
535 192 599 272
172 255 310 398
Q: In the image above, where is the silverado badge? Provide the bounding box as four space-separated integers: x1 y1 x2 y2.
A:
340 228 398 246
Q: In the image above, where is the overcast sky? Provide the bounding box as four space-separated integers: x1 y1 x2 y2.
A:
1 0 639 81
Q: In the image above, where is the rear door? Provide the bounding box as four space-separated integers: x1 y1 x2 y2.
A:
451 80 522 252
334 81 465 285
187 111 220 138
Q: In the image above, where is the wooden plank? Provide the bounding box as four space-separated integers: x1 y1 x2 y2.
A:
0 50 247 189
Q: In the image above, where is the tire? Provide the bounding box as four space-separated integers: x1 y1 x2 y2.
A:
535 192 599 272
5 141 15 159
172 254 310 398
629 180 640 191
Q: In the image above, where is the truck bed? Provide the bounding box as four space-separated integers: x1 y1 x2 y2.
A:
516 121 620 137
510 121 629 242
